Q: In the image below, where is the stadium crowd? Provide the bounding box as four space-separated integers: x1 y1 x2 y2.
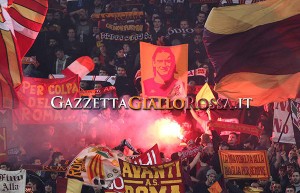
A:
2 0 299 193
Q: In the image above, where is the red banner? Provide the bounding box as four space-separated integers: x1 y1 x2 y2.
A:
13 76 80 124
132 144 162 165
119 160 184 193
80 86 117 98
180 146 200 159
208 121 262 137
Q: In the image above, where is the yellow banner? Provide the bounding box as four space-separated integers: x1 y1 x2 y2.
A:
140 42 188 99
91 12 143 20
219 150 270 179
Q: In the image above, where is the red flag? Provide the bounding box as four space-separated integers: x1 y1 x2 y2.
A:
62 56 95 80
0 0 48 109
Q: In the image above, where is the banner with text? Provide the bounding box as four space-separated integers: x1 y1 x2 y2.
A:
80 86 117 98
106 144 162 193
13 76 80 124
92 12 144 21
219 150 270 179
272 101 295 144
96 11 146 42
132 144 162 165
0 169 26 192
100 32 151 42
180 146 200 160
120 160 184 193
208 121 262 137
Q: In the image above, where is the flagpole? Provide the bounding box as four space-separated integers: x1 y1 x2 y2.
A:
276 99 292 143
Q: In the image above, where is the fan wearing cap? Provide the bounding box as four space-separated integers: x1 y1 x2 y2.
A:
194 169 217 193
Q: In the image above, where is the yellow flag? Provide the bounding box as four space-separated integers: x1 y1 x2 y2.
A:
208 181 222 193
196 83 215 104
66 178 83 193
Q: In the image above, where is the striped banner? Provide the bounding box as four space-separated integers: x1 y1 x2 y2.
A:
203 0 300 106
0 0 47 109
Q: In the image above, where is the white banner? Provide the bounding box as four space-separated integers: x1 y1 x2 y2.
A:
272 101 295 144
0 169 26 192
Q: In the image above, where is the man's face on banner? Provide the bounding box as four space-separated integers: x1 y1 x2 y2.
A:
153 51 175 81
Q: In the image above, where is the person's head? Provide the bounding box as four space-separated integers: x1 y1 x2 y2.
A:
200 133 211 146
193 34 202 44
194 25 203 34
46 11 54 22
287 163 296 174
55 48 65 60
50 172 58 180
117 66 127 77
44 182 53 193
279 165 287 176
243 139 255 150
0 162 11 171
201 4 209 13
291 170 300 185
99 43 106 54
27 180 37 191
53 11 61 21
271 182 282 193
80 81 89 89
152 47 176 81
105 3 112 12
92 25 100 34
67 27 76 39
153 17 162 28
228 132 238 146
52 152 63 163
288 149 297 161
285 185 296 193
123 43 130 54
99 66 108 76
206 169 217 186
197 11 206 23
49 38 58 47
258 133 270 147
31 157 42 165
79 9 88 21
180 19 189 29
151 13 160 22
60 0 67 7
92 56 100 65
116 48 125 58
164 5 173 15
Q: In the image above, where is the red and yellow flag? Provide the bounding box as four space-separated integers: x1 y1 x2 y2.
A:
203 0 300 106
0 0 48 109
